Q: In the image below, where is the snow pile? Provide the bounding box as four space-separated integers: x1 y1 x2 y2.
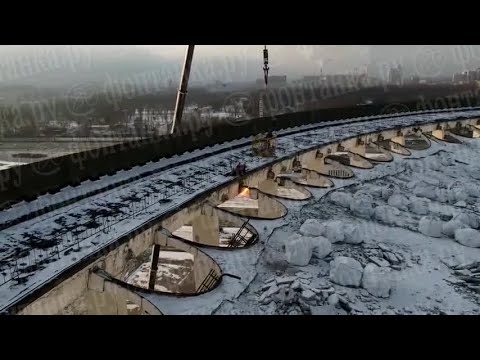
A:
327 293 339 306
406 180 419 190
423 177 440 186
329 192 353 209
426 157 441 171
440 156 455 167
374 205 400 225
309 236 332 259
388 193 410 211
429 155 456 171
361 263 392 298
299 219 325 237
440 154 456 167
454 228 480 248
381 184 397 200
442 219 469 238
418 216 444 238
429 203 457 218
413 182 437 200
465 183 480 197
349 192 375 218
324 220 345 243
343 224 364 244
285 235 313 266
454 213 479 229
448 183 469 203
470 168 480 181
434 188 450 203
320 221 364 244
329 256 363 287
365 185 383 198
408 196 430 215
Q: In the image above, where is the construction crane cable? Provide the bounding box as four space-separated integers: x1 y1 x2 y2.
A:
259 45 270 118
263 45 269 87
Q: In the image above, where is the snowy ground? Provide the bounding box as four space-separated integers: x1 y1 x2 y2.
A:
126 251 194 293
213 136 480 315
1 108 480 313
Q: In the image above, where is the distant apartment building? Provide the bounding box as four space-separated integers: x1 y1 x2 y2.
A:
388 65 403 85
302 75 324 83
467 69 480 81
301 74 367 89
452 72 466 83
452 69 480 83
407 75 420 85
329 74 367 87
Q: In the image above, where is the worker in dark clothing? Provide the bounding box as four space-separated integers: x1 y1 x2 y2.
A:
231 163 247 177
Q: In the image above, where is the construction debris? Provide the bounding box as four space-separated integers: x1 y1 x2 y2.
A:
361 263 392 298
329 256 364 287
299 219 325 237
443 260 480 302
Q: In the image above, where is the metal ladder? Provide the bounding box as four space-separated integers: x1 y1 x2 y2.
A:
196 269 220 293
227 219 250 248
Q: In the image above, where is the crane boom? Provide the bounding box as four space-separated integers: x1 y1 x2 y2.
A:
170 45 268 133
170 45 195 134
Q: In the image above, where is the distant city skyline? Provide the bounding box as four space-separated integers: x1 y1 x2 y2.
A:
0 45 480 89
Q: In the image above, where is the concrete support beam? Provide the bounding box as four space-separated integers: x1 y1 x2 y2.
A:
113 289 129 315
258 192 286 218
258 179 278 194
471 126 480 137
87 270 106 292
86 274 162 315
299 150 316 165
391 135 405 145
350 144 366 156
348 137 367 156
155 230 169 246
85 289 119 315
432 129 445 140
148 244 161 290
192 213 219 246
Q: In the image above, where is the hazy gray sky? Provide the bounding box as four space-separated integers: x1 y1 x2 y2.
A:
1 45 480 88
137 45 372 69
135 45 480 74
1 45 478 67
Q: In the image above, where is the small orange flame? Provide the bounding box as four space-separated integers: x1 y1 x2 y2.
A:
239 187 250 197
